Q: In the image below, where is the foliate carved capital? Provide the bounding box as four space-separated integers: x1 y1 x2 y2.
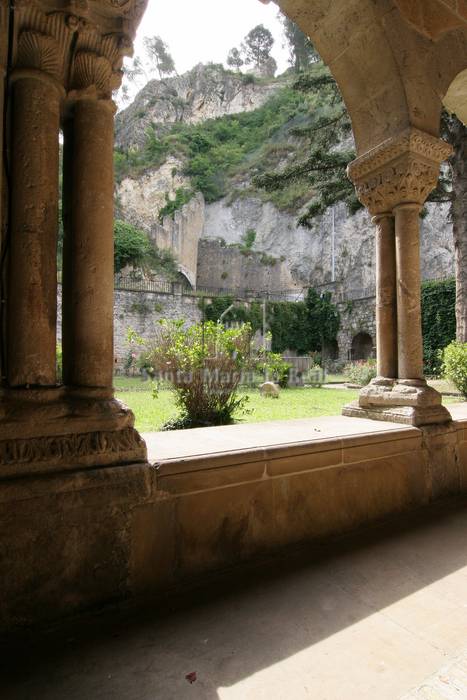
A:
70 50 113 98
347 128 453 216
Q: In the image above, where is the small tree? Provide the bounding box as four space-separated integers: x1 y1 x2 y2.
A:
139 320 253 429
227 47 244 72
242 24 274 70
144 35 176 80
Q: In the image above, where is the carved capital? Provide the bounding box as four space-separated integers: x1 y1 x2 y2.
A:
347 128 453 216
70 49 113 98
15 30 62 81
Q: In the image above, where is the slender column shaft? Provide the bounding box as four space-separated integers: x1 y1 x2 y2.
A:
394 203 424 381
7 76 60 386
374 213 397 379
63 98 115 388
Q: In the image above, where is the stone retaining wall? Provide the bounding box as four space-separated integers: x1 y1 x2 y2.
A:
57 285 202 369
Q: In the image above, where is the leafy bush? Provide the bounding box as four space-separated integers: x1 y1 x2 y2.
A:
256 351 292 387
114 220 153 272
421 277 456 375
158 187 194 222
344 359 377 387
136 320 254 429
441 342 467 397
114 219 179 278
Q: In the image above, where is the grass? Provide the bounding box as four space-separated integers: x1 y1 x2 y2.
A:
115 376 465 433
119 385 360 432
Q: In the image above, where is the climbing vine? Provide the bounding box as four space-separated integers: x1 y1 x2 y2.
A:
421 277 456 375
200 288 340 357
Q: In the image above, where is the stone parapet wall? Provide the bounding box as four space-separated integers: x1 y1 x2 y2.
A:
2 414 467 630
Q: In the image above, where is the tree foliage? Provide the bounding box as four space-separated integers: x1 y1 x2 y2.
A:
227 47 244 71
254 63 358 225
144 35 176 80
202 288 340 356
242 24 274 68
114 219 178 278
279 12 318 72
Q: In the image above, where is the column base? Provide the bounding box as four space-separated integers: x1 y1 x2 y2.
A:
0 386 147 478
342 377 452 427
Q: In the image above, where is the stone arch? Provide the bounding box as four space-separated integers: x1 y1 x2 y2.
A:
351 332 374 361
276 0 467 153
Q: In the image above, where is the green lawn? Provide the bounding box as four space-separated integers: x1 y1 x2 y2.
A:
115 377 464 433
118 385 358 432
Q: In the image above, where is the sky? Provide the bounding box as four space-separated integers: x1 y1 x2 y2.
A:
131 0 290 76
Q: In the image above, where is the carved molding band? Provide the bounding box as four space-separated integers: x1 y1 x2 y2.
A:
0 427 146 466
347 128 453 215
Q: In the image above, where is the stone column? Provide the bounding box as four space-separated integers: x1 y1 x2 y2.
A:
344 127 453 426
374 213 397 380
7 69 62 386
394 203 424 381
63 95 115 390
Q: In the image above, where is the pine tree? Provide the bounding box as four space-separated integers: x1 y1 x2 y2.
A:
254 63 359 227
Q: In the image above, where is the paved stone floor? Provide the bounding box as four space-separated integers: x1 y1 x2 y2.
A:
2 500 467 700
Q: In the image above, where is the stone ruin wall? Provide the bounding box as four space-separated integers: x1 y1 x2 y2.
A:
150 192 205 288
196 238 300 292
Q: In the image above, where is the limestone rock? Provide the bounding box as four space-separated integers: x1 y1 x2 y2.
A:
116 64 281 151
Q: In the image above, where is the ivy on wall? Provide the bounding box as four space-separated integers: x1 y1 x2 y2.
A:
421 277 456 375
200 288 340 356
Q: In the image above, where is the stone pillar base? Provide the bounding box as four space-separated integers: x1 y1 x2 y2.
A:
0 388 147 478
342 378 452 427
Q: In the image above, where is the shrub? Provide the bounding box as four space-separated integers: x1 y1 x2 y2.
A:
158 187 194 222
441 341 467 397
137 320 254 429
114 220 153 272
256 351 291 388
344 359 376 386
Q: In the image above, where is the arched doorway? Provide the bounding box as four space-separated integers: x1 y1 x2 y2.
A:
351 332 373 361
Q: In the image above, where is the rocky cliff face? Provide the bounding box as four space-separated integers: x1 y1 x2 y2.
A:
115 63 281 151
202 198 454 289
115 64 455 293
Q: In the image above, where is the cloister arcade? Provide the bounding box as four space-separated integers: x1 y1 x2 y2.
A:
0 0 466 646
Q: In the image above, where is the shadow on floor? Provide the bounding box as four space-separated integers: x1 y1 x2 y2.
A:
2 498 467 699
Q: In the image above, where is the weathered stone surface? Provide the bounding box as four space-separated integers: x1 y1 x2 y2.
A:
260 381 280 398
2 414 467 630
